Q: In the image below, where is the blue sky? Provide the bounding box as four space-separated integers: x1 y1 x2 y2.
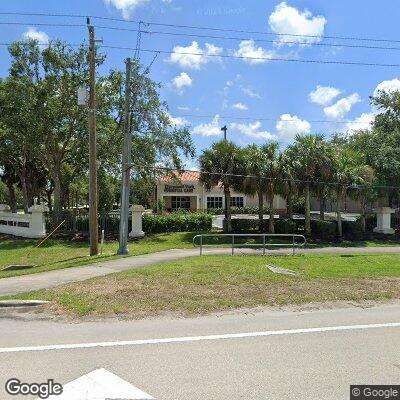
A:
2 0 400 166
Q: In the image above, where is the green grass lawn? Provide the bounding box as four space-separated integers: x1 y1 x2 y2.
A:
8 254 400 317
0 233 400 279
0 232 200 278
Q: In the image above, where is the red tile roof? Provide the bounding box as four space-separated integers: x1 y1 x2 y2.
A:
159 170 201 182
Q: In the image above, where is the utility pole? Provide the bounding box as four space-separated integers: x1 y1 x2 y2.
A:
221 125 227 141
88 25 99 256
117 58 132 255
221 125 228 223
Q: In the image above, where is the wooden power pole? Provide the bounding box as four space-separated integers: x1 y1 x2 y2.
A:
88 25 99 256
117 58 132 255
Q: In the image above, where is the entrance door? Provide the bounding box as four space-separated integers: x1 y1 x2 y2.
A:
172 196 191 211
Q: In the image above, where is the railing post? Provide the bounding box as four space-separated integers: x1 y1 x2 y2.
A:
200 235 203 256
232 234 234 256
263 234 266 255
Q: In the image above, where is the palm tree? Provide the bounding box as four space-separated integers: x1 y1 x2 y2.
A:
286 134 325 236
263 142 281 233
312 140 336 221
332 146 363 239
199 140 243 233
349 165 376 233
242 144 268 231
279 150 297 219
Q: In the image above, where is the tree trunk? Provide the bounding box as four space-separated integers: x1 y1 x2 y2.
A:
6 181 17 213
53 160 62 223
268 195 275 233
337 192 343 239
20 168 29 213
258 191 264 232
360 198 366 233
304 183 311 236
46 189 53 213
319 196 325 221
287 192 293 220
224 188 232 233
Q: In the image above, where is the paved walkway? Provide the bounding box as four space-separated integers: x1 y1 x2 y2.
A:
1 246 400 296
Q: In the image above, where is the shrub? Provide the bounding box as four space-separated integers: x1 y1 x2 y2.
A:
310 220 337 241
275 218 299 234
231 218 260 233
342 218 364 240
207 206 270 215
143 213 212 233
365 214 376 232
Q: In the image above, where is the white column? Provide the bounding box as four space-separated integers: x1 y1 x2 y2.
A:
129 205 145 238
28 199 49 238
373 207 395 234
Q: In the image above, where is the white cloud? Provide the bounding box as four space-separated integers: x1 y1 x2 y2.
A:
169 41 222 69
276 114 311 140
374 78 400 96
104 0 149 19
268 2 327 46
345 112 375 134
230 121 275 141
23 27 49 45
232 103 248 111
323 93 361 119
168 114 188 128
172 72 192 92
192 115 222 137
234 40 274 64
309 85 341 106
177 106 190 111
241 86 262 99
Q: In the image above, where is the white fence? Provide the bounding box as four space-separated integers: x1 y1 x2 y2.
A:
0 202 48 238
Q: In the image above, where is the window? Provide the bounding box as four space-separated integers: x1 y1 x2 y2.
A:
172 196 191 211
207 196 223 209
230 197 244 208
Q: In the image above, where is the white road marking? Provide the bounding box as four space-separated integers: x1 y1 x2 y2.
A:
38 368 154 400
2 322 400 354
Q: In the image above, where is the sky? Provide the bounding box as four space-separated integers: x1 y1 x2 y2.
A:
2 0 400 168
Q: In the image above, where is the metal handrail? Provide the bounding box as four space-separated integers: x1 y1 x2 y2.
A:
193 233 307 256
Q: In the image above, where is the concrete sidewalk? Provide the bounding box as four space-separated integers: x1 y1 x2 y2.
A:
1 246 400 296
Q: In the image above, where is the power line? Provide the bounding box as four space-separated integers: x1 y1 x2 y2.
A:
155 167 400 191
0 21 85 28
93 26 400 52
2 11 400 45
2 41 400 68
111 47 400 68
173 114 372 126
3 19 400 51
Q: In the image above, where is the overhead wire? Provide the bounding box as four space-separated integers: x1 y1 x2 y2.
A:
2 40 400 68
154 167 400 191
172 114 372 125
1 11 400 44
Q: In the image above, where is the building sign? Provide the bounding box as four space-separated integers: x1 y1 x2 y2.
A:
164 184 195 193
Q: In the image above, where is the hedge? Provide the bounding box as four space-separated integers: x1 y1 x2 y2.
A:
231 218 260 233
142 213 213 233
342 218 365 240
207 206 270 215
275 218 299 234
310 220 337 241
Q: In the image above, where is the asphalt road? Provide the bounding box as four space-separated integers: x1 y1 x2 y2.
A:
0 302 400 399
